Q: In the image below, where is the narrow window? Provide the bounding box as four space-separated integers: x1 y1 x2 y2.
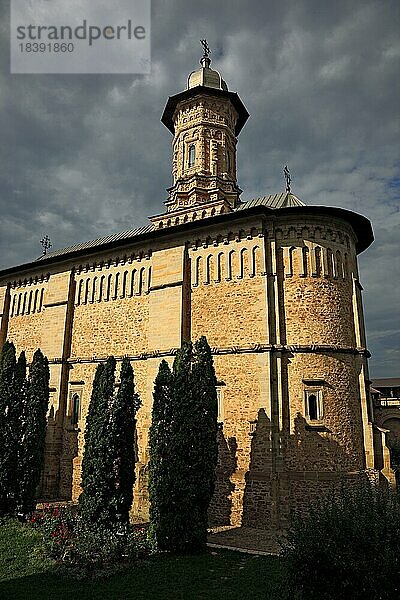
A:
122 271 128 298
326 248 334 277
343 253 349 278
76 280 83 305
188 144 196 168
27 290 33 314
314 247 322 277
227 250 234 280
288 246 296 276
98 275 105 301
33 289 39 313
216 253 223 282
106 274 112 301
239 248 247 278
138 267 145 295
71 394 80 425
38 289 44 312
130 270 136 296
251 246 259 277
91 277 97 303
336 250 343 278
305 390 323 421
11 295 16 317
147 266 152 293
22 292 27 315
113 272 120 299
194 256 202 286
84 279 90 304
205 255 212 284
302 247 309 277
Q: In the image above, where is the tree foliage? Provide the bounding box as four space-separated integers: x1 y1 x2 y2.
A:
148 336 218 553
18 349 50 513
109 357 141 524
0 343 49 516
282 479 400 600
0 341 18 514
148 360 174 549
79 356 140 528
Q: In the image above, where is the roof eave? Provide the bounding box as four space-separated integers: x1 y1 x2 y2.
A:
161 86 249 136
0 204 373 280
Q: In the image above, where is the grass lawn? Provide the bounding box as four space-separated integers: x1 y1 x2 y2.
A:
0 520 288 600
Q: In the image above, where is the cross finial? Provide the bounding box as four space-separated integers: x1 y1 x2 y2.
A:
40 235 52 255
200 39 211 67
284 165 292 193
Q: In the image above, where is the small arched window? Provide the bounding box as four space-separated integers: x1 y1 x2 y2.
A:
188 144 196 168
71 394 80 426
305 390 323 421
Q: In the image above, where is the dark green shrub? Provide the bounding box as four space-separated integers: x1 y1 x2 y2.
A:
79 358 116 526
0 341 18 515
29 505 149 576
29 504 76 560
148 359 174 550
148 337 218 553
79 357 141 528
108 357 141 525
0 344 49 516
17 349 50 513
282 479 400 599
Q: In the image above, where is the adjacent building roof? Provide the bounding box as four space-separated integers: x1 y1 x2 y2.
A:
371 378 400 388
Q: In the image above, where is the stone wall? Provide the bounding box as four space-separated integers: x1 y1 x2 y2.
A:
0 210 385 530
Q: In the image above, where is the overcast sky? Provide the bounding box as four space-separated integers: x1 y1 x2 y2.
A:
0 0 399 376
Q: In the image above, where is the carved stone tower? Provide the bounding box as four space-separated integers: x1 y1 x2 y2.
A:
151 50 249 229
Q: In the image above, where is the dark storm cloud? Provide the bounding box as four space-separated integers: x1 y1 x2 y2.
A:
0 0 399 375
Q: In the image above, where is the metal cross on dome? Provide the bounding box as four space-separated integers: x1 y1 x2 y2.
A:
284 165 292 193
40 235 52 255
200 39 211 58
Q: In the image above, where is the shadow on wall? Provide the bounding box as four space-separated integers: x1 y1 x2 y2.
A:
208 427 237 527
240 409 364 530
58 408 79 500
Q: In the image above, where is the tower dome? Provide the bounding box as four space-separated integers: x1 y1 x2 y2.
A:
187 54 228 91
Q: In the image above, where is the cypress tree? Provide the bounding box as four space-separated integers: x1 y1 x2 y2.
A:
79 357 116 526
148 338 218 553
18 348 50 514
9 351 27 513
0 341 17 515
109 357 141 525
190 336 218 550
148 359 174 549
170 341 195 551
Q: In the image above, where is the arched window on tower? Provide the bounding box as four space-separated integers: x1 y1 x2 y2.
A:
188 144 196 168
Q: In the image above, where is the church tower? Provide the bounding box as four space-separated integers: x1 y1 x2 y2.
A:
151 43 249 229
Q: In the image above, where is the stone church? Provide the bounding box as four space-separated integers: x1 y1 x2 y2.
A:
0 51 393 529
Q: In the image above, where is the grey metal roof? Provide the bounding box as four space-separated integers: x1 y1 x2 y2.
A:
35 193 304 262
35 225 153 262
236 192 305 211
